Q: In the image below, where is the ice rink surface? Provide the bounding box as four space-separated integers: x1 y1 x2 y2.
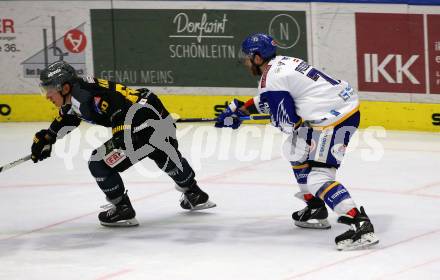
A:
1 122 440 280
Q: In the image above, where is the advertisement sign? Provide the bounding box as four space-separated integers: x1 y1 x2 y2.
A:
428 14 440 94
0 3 91 94
91 9 308 87
356 13 426 94
22 19 87 78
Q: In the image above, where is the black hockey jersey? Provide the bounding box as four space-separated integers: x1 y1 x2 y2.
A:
48 77 155 137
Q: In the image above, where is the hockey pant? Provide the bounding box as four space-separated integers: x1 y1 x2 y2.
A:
88 93 196 201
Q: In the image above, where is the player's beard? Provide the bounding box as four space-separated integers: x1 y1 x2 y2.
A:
251 63 262 76
243 55 263 77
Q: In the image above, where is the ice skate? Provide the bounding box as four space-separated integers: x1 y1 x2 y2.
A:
176 183 216 211
335 206 379 251
99 191 139 227
292 196 331 229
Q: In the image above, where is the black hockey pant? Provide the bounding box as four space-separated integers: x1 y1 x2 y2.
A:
88 93 196 200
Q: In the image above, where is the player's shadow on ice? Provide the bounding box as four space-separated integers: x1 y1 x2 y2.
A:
4 213 391 252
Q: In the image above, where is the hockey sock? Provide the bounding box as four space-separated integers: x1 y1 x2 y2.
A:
315 181 356 214
346 207 358 218
291 162 311 186
159 156 196 188
89 159 125 200
96 172 125 200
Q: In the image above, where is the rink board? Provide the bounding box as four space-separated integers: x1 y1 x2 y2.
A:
1 94 439 132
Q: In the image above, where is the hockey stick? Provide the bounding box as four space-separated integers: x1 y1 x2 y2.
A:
0 154 32 173
175 115 271 123
0 116 270 172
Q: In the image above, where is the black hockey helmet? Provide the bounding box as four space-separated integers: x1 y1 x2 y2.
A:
39 61 77 94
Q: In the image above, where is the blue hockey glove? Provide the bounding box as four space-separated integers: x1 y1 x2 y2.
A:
215 99 246 129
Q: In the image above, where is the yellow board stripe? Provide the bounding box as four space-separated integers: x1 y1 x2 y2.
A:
1 95 440 132
319 181 340 200
292 163 309 170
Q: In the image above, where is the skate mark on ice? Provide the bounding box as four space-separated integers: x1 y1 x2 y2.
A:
95 268 134 280
0 158 280 240
0 189 172 241
404 180 440 194
374 256 440 280
283 228 440 279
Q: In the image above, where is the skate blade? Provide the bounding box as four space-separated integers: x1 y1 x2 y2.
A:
189 200 217 211
100 218 139 227
336 233 379 251
294 219 331 229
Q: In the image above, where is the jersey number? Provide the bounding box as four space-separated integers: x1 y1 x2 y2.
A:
295 61 340 86
306 68 340 85
115 84 138 104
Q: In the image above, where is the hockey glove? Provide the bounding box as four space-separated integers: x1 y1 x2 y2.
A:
31 129 56 163
215 99 247 129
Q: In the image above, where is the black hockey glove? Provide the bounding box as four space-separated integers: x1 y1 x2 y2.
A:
31 129 56 163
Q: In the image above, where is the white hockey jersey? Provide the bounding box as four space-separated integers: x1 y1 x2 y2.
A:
253 56 359 131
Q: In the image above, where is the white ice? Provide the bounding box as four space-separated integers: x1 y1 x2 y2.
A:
1 123 440 280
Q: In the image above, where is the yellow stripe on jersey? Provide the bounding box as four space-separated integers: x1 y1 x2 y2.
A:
112 125 131 135
115 84 139 104
97 79 109 89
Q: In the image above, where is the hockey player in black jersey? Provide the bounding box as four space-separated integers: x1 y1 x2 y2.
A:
31 61 216 227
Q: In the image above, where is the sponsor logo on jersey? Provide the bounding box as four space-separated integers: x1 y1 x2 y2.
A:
319 135 328 157
338 86 354 101
315 128 333 162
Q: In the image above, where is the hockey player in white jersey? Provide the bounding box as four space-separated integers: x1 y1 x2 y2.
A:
215 33 378 250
